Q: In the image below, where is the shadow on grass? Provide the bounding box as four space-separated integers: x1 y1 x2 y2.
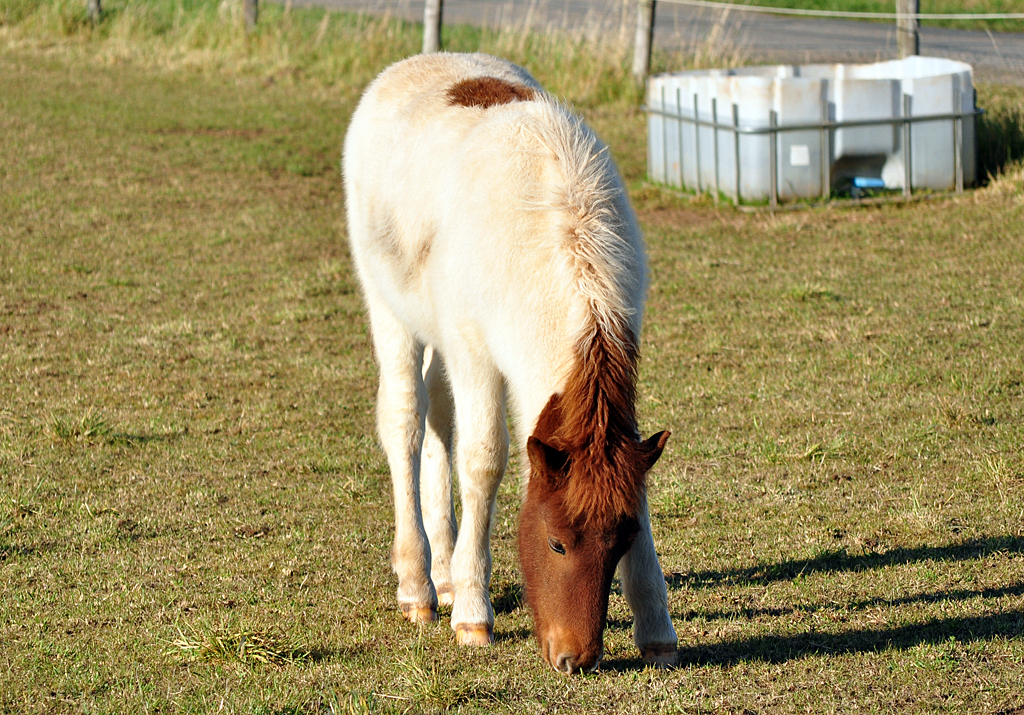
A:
495 627 533 645
676 582 1024 624
597 535 1024 671
302 644 370 664
601 607 1024 671
666 535 1024 590
681 607 1024 667
0 544 39 562
108 430 185 447
492 581 524 615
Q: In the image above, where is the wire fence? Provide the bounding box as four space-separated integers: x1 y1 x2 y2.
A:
656 0 1024 22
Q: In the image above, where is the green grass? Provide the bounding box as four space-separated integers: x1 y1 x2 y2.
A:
2 3 1024 713
732 0 1024 33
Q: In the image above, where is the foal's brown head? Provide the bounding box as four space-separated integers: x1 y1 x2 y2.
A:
518 330 668 673
519 429 668 673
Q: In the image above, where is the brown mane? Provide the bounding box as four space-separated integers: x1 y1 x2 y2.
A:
533 320 646 529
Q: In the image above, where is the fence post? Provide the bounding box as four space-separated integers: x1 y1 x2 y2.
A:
86 0 101 23
423 0 443 53
243 0 258 32
632 0 656 80
896 0 919 58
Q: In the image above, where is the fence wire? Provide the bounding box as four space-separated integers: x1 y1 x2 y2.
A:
657 0 1024 22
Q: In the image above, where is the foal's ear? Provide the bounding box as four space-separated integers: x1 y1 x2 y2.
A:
526 436 570 491
639 430 670 472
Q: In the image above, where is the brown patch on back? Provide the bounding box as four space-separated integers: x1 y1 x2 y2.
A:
447 77 537 109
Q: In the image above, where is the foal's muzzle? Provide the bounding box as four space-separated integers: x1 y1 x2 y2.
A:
546 636 603 674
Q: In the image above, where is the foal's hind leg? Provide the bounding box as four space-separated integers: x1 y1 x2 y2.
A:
618 493 678 666
366 299 437 623
420 346 456 608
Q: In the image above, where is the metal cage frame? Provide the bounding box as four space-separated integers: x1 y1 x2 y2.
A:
646 86 984 207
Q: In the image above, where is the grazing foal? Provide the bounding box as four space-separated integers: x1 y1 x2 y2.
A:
343 53 677 672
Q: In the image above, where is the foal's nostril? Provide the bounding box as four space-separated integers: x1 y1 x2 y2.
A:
555 653 577 674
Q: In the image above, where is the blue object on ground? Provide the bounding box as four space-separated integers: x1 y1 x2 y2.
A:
852 177 886 189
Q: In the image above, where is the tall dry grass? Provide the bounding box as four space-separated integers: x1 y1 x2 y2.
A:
977 84 1024 189
0 0 751 106
3 0 1018 181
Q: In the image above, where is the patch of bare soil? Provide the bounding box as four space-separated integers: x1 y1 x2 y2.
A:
636 205 726 233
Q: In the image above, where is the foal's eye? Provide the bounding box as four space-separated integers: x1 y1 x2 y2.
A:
547 537 566 555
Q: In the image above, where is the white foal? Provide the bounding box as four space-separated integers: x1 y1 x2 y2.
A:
343 52 677 669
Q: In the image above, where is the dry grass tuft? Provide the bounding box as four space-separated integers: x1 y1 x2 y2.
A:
166 620 312 667
47 409 112 443
394 636 502 710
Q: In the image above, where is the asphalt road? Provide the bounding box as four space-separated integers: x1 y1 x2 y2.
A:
285 0 1024 84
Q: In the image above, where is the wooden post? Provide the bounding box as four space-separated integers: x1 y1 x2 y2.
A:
423 0 443 54
243 0 258 32
896 0 919 58
632 0 656 81
86 0 101 23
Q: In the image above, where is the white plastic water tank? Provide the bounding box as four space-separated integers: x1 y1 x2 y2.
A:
647 56 977 203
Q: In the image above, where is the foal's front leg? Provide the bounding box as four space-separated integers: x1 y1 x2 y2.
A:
448 364 509 645
369 304 437 622
618 492 678 666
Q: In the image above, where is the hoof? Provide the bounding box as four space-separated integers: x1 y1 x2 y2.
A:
641 644 678 668
400 603 437 623
436 586 455 608
454 623 493 646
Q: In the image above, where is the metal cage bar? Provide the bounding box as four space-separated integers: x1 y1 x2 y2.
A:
712 98 721 203
768 110 778 208
820 97 831 202
693 93 702 194
902 93 912 199
732 103 741 204
954 86 964 193
676 87 684 187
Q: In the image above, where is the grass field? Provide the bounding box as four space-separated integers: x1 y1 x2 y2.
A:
2 2 1024 713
